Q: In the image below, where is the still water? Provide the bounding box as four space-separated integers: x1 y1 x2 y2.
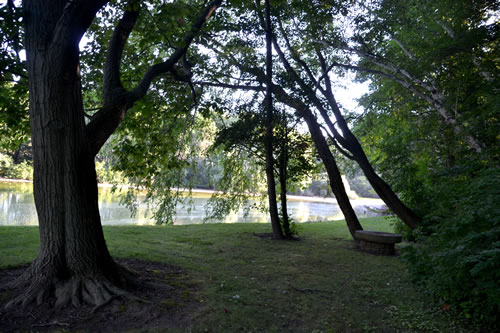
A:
0 181 385 226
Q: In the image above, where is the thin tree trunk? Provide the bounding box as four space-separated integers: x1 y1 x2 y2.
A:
247 71 363 239
230 53 362 238
263 0 284 239
353 149 421 229
278 144 291 238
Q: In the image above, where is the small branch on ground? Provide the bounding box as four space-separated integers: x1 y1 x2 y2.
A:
32 321 70 328
288 283 333 294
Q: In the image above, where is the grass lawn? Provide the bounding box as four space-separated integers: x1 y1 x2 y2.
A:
0 217 472 332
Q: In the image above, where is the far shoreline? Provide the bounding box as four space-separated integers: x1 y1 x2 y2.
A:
0 177 385 207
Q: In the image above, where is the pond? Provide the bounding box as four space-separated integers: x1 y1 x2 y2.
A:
0 181 386 226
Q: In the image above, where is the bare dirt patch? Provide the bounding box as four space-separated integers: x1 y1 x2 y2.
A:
252 232 275 240
251 232 300 241
0 258 203 332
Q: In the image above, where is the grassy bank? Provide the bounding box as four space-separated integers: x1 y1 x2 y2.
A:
0 218 472 332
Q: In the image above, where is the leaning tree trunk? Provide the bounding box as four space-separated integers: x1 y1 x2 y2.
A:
351 147 421 229
6 1 132 309
321 103 421 229
320 82 421 229
301 112 363 239
314 51 421 230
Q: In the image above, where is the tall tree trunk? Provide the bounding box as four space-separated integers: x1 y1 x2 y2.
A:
6 0 131 309
5 0 221 309
263 0 284 240
324 104 421 229
230 49 362 237
328 112 421 229
322 91 420 229
278 144 291 238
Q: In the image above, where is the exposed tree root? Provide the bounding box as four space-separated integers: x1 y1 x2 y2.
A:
1 263 36 291
5 276 54 309
6 275 150 311
4 261 149 311
0 258 201 333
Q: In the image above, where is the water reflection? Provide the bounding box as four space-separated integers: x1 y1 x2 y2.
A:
0 181 384 226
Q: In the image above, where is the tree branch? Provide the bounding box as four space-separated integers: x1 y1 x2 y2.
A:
315 39 486 152
271 29 355 154
103 3 141 103
6 0 22 62
433 17 455 38
434 17 494 83
270 35 350 151
276 17 318 86
193 81 264 91
391 37 417 60
319 124 355 160
51 0 110 56
86 0 222 157
130 0 222 101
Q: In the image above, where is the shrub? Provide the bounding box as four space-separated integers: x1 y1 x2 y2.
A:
401 167 500 330
8 161 33 180
95 161 128 185
0 153 33 180
0 153 13 177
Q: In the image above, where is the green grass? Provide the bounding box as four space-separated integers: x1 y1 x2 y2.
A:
0 217 472 332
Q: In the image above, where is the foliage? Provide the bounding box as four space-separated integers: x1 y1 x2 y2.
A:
353 0 499 157
94 134 130 185
0 81 29 151
0 3 29 151
209 102 319 226
204 147 268 222
279 212 302 236
352 0 499 327
347 174 378 198
0 152 12 177
8 161 33 180
110 91 223 224
95 160 128 185
0 152 32 180
401 167 500 329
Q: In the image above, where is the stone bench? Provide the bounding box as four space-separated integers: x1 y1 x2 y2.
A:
355 230 402 255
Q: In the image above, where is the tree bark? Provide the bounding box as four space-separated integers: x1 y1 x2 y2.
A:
349 145 421 229
273 30 418 228
278 141 291 238
4 0 135 309
320 91 421 229
330 43 485 153
263 36 362 238
263 0 284 240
